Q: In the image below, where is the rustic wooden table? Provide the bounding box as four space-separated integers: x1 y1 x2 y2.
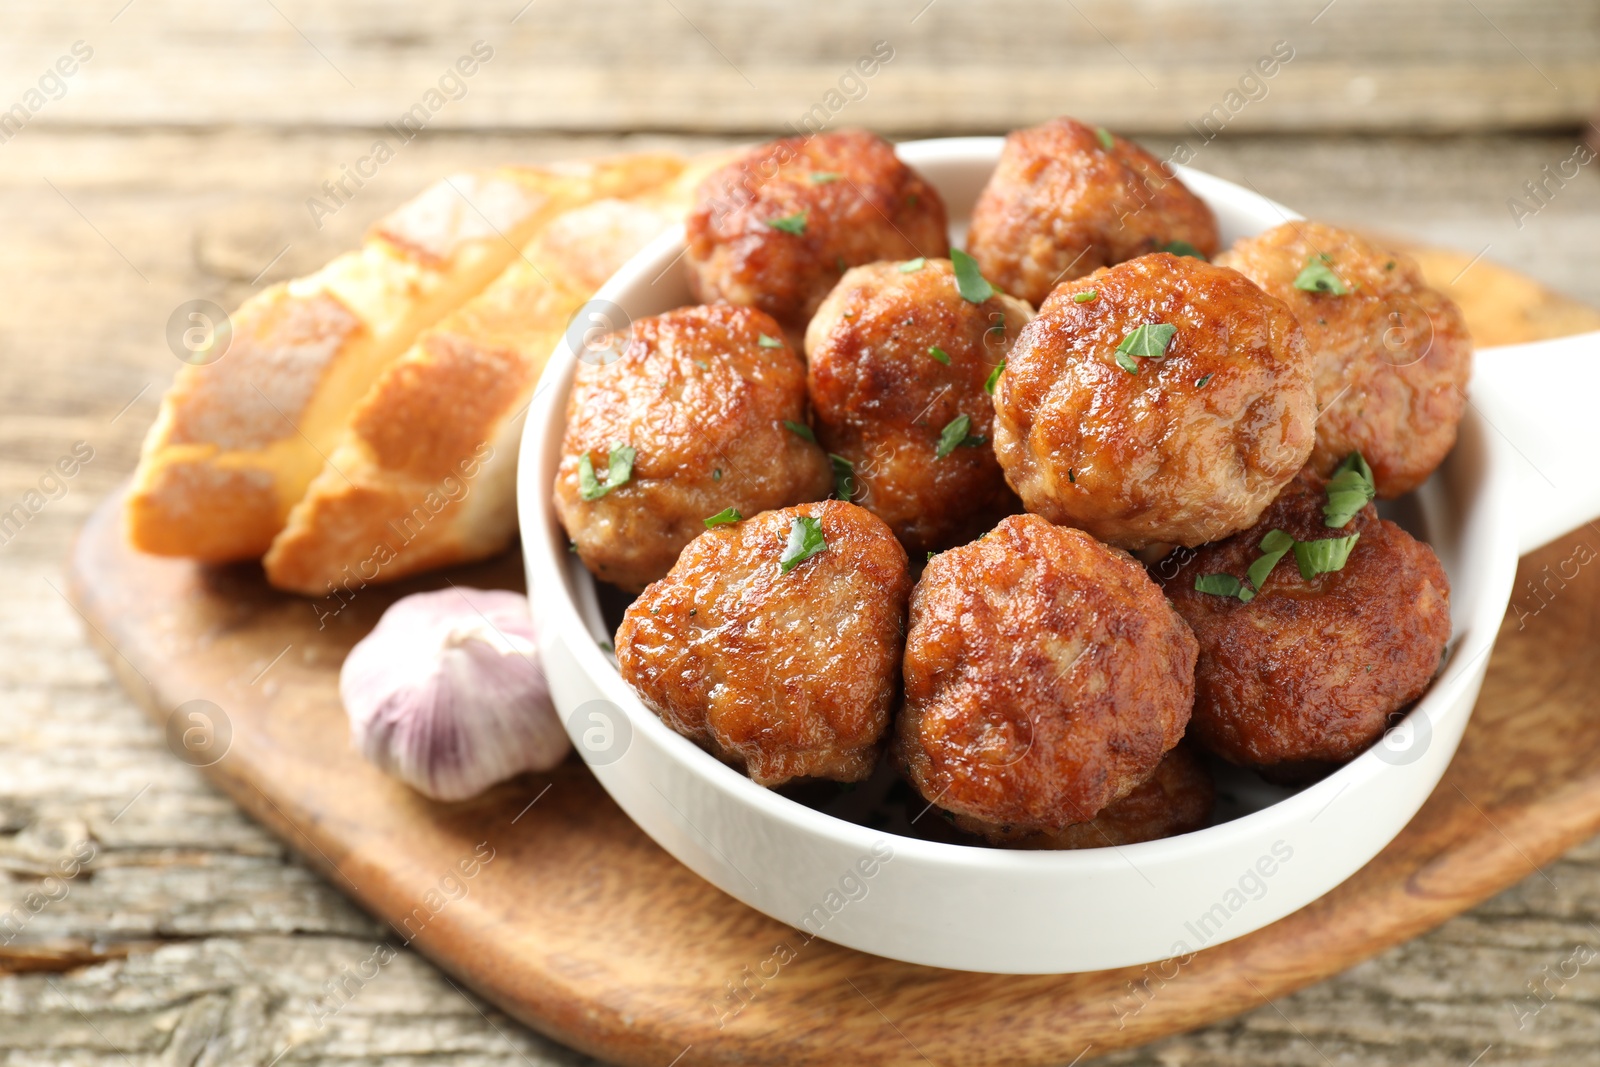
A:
5 2 1600 1063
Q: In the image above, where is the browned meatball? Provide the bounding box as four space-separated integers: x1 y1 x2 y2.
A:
993 253 1316 549
967 117 1220 307
896 514 1196 839
1159 476 1452 772
553 305 830 592
804 259 1033 554
1002 745 1213 849
685 129 950 340
617 500 912 785
1215 222 1472 497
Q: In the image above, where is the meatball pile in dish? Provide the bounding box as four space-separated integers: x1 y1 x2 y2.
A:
1159 474 1452 776
685 129 949 343
1216 222 1473 497
616 500 912 786
992 252 1316 550
1009 745 1214 850
967 116 1220 306
805 258 1034 554
553 304 831 592
895 514 1196 842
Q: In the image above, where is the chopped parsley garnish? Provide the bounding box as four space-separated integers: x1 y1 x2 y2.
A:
577 444 636 501
1115 352 1141 374
809 171 841 183
828 453 855 500
1246 529 1295 591
703 507 742 528
936 414 986 457
1294 533 1361 579
758 333 783 349
1073 289 1099 303
984 361 1005 394
1095 126 1115 151
782 419 815 443
1195 373 1214 388
712 468 722 481
899 257 927 273
1159 240 1207 260
950 248 996 303
926 550 935 562
1117 322 1178 359
928 345 951 365
1195 574 1252 602
1322 451 1375 527
767 212 807 235
1293 253 1348 295
779 515 827 574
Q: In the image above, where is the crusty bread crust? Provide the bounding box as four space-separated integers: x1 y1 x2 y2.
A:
126 154 683 562
261 154 730 597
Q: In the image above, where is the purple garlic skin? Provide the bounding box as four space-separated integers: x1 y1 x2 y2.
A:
339 587 570 801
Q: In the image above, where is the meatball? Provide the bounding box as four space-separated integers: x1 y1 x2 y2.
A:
992 253 1316 550
553 305 830 592
895 514 1196 839
1158 475 1452 772
685 129 950 341
1002 745 1213 849
804 259 1033 554
1215 222 1472 497
967 117 1220 307
617 501 912 786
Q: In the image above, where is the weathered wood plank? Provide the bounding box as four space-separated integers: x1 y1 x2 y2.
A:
1 1 1597 134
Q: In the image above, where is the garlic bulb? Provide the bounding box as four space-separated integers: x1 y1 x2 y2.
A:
339 587 570 801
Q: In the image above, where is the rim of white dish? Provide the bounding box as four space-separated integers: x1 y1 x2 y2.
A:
521 135 1521 874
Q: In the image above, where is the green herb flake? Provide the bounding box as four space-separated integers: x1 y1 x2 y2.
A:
1293 533 1361 580
1159 240 1207 260
1246 529 1295 592
1293 255 1349 295
1115 351 1141 374
703 507 743 528
1195 373 1214 388
899 257 927 273
1323 451 1376 527
767 212 807 235
758 333 784 349
782 419 816 443
935 413 986 457
950 248 997 303
779 515 828 574
1195 573 1253 602
836 254 848 273
1073 289 1099 304
577 444 636 501
926 550 936 562
1117 322 1178 359
828 453 855 501
1095 126 1115 151
809 171 842 184
984 361 1005 394
598 639 614 653
694 359 709 371
1385 260 1396 270
712 468 722 481
928 345 951 365
1068 467 1076 483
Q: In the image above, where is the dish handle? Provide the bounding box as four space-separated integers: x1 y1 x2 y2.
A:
1471 330 1600 555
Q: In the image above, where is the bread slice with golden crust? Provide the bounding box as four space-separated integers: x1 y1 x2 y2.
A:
125 154 683 562
260 156 733 599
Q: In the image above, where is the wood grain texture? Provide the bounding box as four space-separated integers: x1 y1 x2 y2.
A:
2 1 1599 134
5 128 1600 1065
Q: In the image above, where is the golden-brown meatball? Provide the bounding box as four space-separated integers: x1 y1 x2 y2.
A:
895 514 1196 839
1215 222 1472 497
993 253 1316 550
967 117 1220 307
685 129 950 341
1000 745 1213 849
553 305 830 592
617 500 911 785
804 259 1033 554
1158 476 1452 772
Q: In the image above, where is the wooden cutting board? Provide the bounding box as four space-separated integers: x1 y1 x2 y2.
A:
68 248 1600 1067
